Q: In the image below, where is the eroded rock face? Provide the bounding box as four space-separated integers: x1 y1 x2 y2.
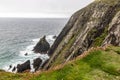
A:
33 36 50 54
17 60 31 73
43 0 120 70
103 11 120 46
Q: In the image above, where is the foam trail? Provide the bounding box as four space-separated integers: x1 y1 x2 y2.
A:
30 59 35 72
3 35 55 73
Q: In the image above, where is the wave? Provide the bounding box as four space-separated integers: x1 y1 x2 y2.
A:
3 35 55 73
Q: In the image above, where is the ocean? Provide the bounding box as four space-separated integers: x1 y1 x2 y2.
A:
0 18 68 72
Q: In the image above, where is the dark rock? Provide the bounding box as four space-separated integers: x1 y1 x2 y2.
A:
41 59 49 69
25 53 28 56
8 65 12 70
33 58 42 71
53 35 57 39
17 60 31 73
12 67 16 72
33 35 50 53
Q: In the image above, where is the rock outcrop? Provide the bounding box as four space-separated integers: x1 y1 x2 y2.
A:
103 11 120 46
42 0 120 70
33 36 50 54
33 58 42 71
17 60 31 73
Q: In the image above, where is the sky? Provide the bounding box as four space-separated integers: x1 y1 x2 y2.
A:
0 0 94 18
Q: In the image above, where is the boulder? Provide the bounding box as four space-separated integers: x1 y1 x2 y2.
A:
33 35 50 53
12 67 16 72
33 58 42 71
53 35 57 39
8 65 12 70
25 53 28 56
17 60 31 73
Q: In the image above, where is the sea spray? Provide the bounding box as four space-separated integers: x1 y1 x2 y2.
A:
3 35 55 73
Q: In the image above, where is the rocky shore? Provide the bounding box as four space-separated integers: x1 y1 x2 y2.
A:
6 0 120 73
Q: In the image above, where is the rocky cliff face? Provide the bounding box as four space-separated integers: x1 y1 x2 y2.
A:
43 0 120 70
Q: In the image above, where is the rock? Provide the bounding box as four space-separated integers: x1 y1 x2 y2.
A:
53 35 57 39
42 0 120 70
17 60 31 73
103 11 120 46
25 53 28 56
12 67 16 72
33 35 50 53
33 58 42 71
41 59 49 69
8 65 12 70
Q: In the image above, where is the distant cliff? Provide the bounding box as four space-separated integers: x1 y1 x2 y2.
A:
43 0 120 70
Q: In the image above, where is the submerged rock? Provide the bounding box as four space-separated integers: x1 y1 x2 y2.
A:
25 53 28 56
33 36 50 53
17 60 31 73
33 58 42 71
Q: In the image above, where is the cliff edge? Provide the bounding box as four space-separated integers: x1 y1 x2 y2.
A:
43 0 120 70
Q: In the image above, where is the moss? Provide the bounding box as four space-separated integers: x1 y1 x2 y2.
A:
92 26 108 47
51 35 76 66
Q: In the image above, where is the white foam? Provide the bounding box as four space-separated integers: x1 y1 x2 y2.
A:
3 35 55 73
30 59 35 73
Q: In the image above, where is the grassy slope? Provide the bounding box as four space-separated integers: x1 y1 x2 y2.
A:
1 46 119 80
30 46 120 80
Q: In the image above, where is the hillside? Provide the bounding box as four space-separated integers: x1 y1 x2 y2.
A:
0 46 120 80
0 0 120 79
43 0 120 70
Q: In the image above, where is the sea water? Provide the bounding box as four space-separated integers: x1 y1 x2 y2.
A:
0 18 68 72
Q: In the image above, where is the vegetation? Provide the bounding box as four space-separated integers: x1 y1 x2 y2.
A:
92 26 108 47
0 46 120 80
31 46 120 80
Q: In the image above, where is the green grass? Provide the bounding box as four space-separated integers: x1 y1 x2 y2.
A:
92 26 108 47
31 46 120 80
51 36 76 66
0 46 120 80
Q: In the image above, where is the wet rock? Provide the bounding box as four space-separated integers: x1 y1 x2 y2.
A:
41 59 49 69
17 60 31 73
53 35 57 39
12 67 16 72
33 58 42 71
25 53 28 56
33 35 50 53
8 65 12 70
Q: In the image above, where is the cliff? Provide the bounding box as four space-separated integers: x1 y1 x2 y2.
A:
0 0 120 79
43 0 120 70
1 46 120 80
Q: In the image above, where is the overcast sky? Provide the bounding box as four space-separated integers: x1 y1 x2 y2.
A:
0 0 94 18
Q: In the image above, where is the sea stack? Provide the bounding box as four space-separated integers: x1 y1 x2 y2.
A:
33 35 50 54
